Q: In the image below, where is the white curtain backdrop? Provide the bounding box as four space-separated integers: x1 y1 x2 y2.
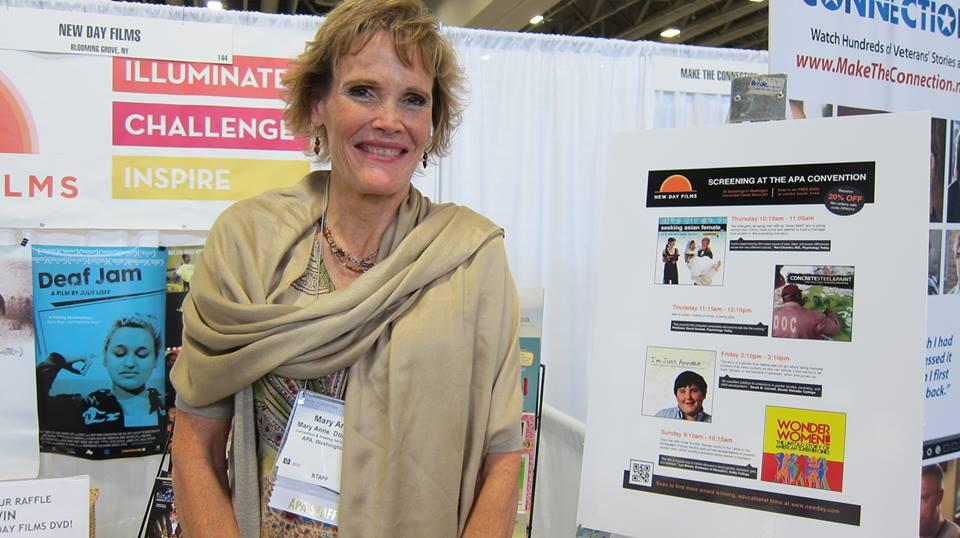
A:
654 91 735 128
440 27 766 422
0 1 766 536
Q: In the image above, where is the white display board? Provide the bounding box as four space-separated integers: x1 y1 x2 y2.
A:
578 113 928 537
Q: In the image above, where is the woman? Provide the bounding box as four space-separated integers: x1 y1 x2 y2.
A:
37 314 164 430
170 1 522 537
687 238 721 286
661 237 678 284
683 240 696 264
687 253 721 286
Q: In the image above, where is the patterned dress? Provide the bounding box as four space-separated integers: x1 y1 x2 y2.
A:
254 225 346 537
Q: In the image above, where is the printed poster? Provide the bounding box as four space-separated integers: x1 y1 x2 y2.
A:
578 113 928 537
641 347 716 422
164 245 201 349
519 413 537 513
163 245 203 434
654 217 726 286
143 477 182 538
759 407 846 493
0 244 39 479
32 245 166 459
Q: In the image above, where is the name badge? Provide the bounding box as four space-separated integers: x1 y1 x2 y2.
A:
267 390 344 525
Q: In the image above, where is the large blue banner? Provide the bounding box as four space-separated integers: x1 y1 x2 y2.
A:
32 245 166 459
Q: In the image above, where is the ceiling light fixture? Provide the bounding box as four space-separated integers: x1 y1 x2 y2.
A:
748 0 765 3
207 0 223 9
660 28 681 38
529 14 545 25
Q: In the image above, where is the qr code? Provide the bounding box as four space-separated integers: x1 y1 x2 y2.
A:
629 459 653 487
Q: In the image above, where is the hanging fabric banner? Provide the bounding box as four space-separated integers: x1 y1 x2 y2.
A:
769 0 960 119
0 10 315 230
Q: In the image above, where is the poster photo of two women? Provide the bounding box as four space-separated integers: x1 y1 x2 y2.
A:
655 217 726 287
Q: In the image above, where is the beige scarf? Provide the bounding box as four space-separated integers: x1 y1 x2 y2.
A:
172 172 522 537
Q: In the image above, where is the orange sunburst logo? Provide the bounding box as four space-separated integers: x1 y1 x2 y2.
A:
0 71 37 154
658 174 693 193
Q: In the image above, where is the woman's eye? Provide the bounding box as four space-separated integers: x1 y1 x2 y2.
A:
135 348 151 359
404 94 428 107
111 346 128 357
348 86 373 98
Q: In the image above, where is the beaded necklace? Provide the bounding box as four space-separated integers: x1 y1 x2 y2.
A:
322 225 378 273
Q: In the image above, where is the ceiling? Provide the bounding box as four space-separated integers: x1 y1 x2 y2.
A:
139 0 769 50
521 0 769 49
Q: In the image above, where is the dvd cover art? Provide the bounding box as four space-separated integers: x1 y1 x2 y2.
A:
654 217 726 286
641 347 716 422
32 245 167 459
761 406 846 492
772 265 854 342
144 477 182 538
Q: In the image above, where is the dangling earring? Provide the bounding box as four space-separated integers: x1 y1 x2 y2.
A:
313 131 322 156
422 152 428 169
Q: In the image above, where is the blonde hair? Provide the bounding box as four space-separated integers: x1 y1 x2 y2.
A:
282 0 464 162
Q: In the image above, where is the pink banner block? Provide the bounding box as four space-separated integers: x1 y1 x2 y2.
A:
113 56 290 99
113 102 305 151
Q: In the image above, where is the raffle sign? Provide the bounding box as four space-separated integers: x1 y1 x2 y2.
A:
577 113 928 536
769 0 960 467
0 475 89 537
32 245 166 459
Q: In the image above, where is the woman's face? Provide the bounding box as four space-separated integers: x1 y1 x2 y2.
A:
104 326 157 392
314 31 434 201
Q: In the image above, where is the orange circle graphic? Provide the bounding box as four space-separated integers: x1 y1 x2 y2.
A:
0 71 37 154
659 174 693 193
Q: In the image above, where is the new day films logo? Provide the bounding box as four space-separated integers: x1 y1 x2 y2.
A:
0 71 37 153
803 0 960 38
